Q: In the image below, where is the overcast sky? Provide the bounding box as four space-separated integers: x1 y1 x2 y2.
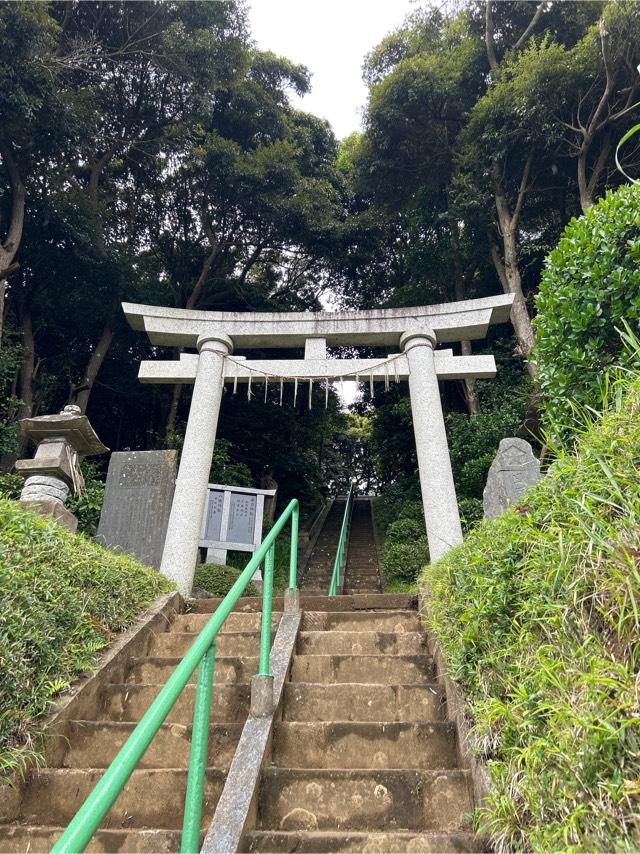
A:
248 0 419 140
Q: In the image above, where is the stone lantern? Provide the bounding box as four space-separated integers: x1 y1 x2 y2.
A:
14 404 108 532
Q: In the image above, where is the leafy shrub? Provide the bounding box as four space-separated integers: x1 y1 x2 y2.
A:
534 183 640 433
66 462 105 536
457 496 483 531
193 563 259 598
0 472 22 499
383 538 428 585
0 498 172 780
385 515 425 545
422 365 640 851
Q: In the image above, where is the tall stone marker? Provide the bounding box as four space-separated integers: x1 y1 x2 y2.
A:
96 450 177 568
483 437 541 520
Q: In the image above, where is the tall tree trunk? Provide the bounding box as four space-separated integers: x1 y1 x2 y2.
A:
449 217 480 415
489 158 537 380
460 340 481 415
5 310 36 465
0 146 26 343
71 303 118 413
164 349 183 443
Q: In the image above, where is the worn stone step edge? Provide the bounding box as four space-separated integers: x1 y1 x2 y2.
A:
272 721 458 769
0 827 184 854
243 830 483 854
282 682 445 722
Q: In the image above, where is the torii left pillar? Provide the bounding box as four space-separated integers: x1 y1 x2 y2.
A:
160 334 232 595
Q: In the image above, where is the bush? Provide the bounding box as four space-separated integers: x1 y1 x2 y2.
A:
66 462 105 537
193 562 259 598
385 516 425 546
0 498 172 780
383 538 428 586
534 183 640 433
422 364 640 851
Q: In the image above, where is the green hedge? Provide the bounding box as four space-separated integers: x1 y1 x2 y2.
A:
534 183 640 433
0 499 172 780
193 562 259 598
422 368 640 850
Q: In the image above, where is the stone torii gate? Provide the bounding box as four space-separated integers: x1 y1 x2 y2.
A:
123 294 514 595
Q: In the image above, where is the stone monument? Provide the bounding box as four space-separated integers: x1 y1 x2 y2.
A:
483 437 541 520
14 404 107 532
96 450 177 568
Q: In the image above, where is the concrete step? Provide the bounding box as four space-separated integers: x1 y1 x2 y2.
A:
258 768 472 832
188 594 417 613
272 722 457 769
171 612 282 633
297 631 426 656
244 830 482 852
0 827 184 853
291 655 434 684
5 767 226 828
127 655 259 684
344 587 381 595
283 683 444 722
60 721 242 768
147 630 272 658
301 611 421 633
102 683 250 724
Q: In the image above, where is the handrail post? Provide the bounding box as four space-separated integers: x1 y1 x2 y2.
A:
328 483 355 597
288 502 299 590
259 544 275 676
180 639 216 853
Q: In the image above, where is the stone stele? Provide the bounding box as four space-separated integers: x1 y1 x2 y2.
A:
483 437 541 520
95 450 177 568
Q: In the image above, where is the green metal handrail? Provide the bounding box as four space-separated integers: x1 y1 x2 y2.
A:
328 483 355 596
52 498 300 854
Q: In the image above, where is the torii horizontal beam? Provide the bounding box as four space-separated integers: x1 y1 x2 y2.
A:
138 351 497 383
123 294 514 348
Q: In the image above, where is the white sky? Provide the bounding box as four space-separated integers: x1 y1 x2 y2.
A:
248 0 419 140
248 1 421 406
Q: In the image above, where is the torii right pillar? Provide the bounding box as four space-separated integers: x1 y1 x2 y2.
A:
401 330 463 561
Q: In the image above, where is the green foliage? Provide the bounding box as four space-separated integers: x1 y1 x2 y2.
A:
534 183 640 434
0 498 172 780
65 462 105 537
0 472 22 499
192 563 259 598
422 366 640 851
208 439 253 488
373 492 428 589
383 539 428 586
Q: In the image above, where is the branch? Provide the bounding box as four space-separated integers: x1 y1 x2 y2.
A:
185 245 220 311
588 19 616 142
514 2 546 52
512 147 535 230
0 145 26 262
485 2 499 72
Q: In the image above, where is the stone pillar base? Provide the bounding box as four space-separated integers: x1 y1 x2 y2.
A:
250 674 274 717
284 587 300 614
19 498 78 533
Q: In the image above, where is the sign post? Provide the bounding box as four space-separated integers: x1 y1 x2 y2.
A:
200 484 277 581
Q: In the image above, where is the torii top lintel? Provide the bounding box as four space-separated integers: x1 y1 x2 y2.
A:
122 294 514 349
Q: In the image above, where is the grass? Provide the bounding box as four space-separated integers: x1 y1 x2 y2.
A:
0 498 172 781
193 562 260 597
422 365 640 851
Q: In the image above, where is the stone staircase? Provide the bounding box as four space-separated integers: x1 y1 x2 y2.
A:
0 607 281 853
343 498 380 595
245 598 478 853
0 593 479 853
302 497 381 594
